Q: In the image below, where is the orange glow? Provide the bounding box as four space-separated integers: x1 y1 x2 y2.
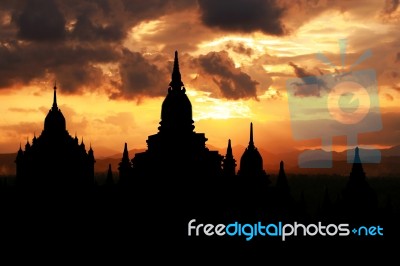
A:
0 8 398 159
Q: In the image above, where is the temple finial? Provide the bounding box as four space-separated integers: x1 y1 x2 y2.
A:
249 122 254 148
350 146 365 180
122 142 129 160
354 146 361 164
169 50 184 90
227 139 232 156
52 81 58 110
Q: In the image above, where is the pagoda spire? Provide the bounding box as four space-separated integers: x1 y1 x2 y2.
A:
276 160 290 192
169 50 184 90
52 81 58 111
249 122 255 149
227 139 233 158
350 146 365 180
118 142 132 184
222 139 236 177
354 146 362 164
279 160 285 176
122 142 129 160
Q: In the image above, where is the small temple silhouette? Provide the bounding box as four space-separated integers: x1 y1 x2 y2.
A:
340 146 378 220
15 84 95 189
222 139 236 178
237 122 269 182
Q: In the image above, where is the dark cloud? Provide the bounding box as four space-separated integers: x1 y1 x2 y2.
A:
198 0 286 35
121 0 196 23
288 62 327 97
289 61 314 78
197 51 259 100
385 93 394 101
0 0 396 103
54 64 105 93
396 52 400 63
135 11 218 54
71 14 125 42
15 0 66 41
0 0 200 98
0 41 119 90
225 42 254 57
111 50 169 100
60 0 197 43
382 0 399 14
392 85 400 92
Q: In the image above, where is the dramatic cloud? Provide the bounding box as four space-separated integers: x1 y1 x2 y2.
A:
54 63 105 93
15 0 66 41
1 0 400 103
0 41 119 91
288 62 327 97
71 14 125 42
396 52 400 63
111 50 170 99
392 85 400 93
382 0 399 14
198 0 286 35
385 93 394 101
225 42 254 57
197 51 259 100
0 0 197 95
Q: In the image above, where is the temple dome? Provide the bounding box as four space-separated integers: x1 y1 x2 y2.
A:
240 146 263 172
159 51 194 133
238 123 266 177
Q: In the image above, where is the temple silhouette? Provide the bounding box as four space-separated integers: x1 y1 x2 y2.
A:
7 51 397 250
120 52 224 181
15 84 95 189
10 51 383 224
238 123 269 184
119 51 272 185
339 147 378 220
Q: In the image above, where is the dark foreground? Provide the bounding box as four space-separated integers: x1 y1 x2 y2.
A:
0 176 398 262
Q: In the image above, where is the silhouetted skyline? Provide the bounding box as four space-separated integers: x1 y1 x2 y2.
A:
7 52 389 229
0 0 399 256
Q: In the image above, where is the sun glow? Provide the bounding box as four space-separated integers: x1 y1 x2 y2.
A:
189 90 252 120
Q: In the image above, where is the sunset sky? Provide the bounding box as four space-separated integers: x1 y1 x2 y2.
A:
0 0 399 157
